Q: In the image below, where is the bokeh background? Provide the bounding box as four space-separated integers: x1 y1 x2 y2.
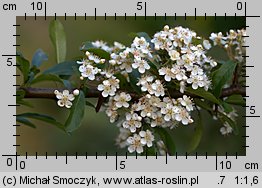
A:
16 16 246 156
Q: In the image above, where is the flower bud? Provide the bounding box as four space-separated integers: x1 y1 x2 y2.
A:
85 51 90 56
73 89 80 96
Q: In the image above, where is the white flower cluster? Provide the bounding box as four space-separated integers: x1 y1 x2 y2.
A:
71 25 246 154
54 89 79 108
209 29 246 62
151 25 217 93
77 51 104 80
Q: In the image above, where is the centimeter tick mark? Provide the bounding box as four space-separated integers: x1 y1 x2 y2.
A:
115 152 118 170
144 1 146 20
95 8 96 20
44 2 47 20
215 152 218 170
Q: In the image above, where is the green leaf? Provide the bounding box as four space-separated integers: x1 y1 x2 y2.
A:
186 87 220 104
194 98 212 111
65 90 85 133
17 100 34 108
221 101 234 113
142 145 157 156
49 19 66 63
86 100 95 109
212 60 237 97
16 116 36 128
155 127 176 155
188 113 203 153
128 70 142 94
115 73 129 89
31 74 63 85
16 53 30 83
32 49 48 67
62 79 73 89
225 94 245 106
43 61 77 76
17 113 65 131
80 41 110 60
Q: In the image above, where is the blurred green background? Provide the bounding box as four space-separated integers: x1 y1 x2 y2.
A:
16 16 246 156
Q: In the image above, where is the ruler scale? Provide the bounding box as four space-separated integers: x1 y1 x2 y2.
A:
0 0 261 187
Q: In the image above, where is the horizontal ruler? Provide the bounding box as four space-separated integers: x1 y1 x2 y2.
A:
0 155 260 172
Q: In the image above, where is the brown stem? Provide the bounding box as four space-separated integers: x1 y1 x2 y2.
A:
19 86 246 100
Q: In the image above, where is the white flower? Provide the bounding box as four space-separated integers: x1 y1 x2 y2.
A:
122 113 142 133
107 109 118 123
54 90 75 108
191 66 204 76
151 80 165 97
114 92 131 108
137 75 155 93
120 61 133 73
159 67 176 82
127 134 144 153
132 37 150 53
137 75 154 86
220 122 233 135
139 130 155 147
175 108 193 125
113 41 126 50
168 50 180 61
181 53 195 71
209 32 226 46
171 65 187 81
187 75 204 90
97 77 120 97
151 112 165 127
161 103 179 121
79 64 99 80
203 40 211 50
132 58 150 73
178 95 194 111
140 103 156 118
